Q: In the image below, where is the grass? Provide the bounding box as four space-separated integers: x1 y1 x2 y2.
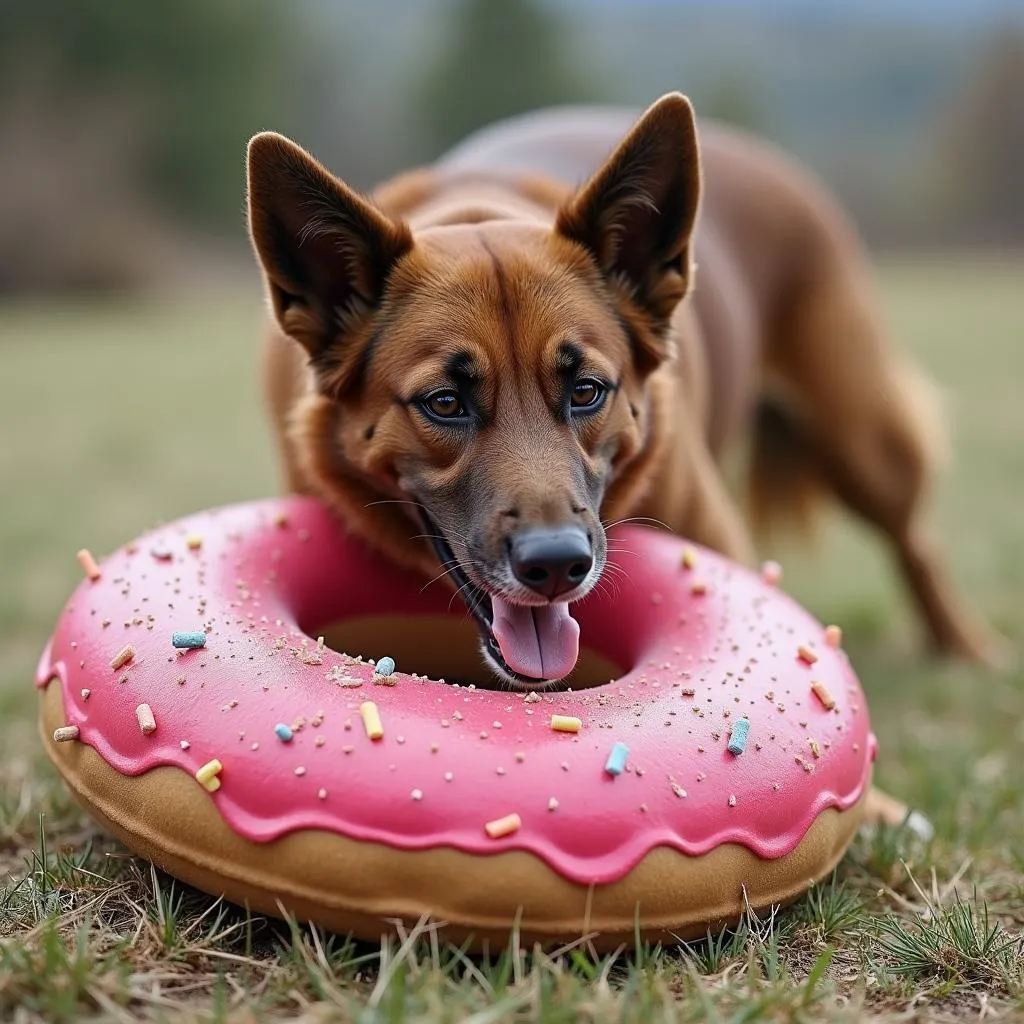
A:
1 255 1022 1021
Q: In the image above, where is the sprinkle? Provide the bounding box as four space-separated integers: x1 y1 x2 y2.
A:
810 680 836 710
80 688 91 701
547 797 559 811
173 631 206 651
53 726 80 743
797 644 818 665
728 794 737 807
318 788 328 800
681 546 697 569
195 759 223 792
185 534 203 550
180 740 190 750
374 656 396 677
151 545 173 561
411 788 423 801
604 741 629 776
360 701 384 740
550 714 582 734
690 580 708 596
727 718 750 755
273 511 288 528
444 771 453 781
671 782 687 798
809 738 822 759
681 687 695 697
136 703 157 735
294 766 306 776
760 560 782 586
110 645 134 670
824 624 843 648
77 549 101 581
484 813 521 838
274 723 294 742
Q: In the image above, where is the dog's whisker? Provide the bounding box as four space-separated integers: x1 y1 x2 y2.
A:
602 515 671 532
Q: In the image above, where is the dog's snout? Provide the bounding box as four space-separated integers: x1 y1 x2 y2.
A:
508 527 593 600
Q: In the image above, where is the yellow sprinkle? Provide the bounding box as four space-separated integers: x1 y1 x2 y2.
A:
195 759 223 792
136 703 157 735
110 645 134 670
77 549 101 581
797 644 818 665
484 813 521 839
681 546 697 569
550 714 582 734
53 725 80 743
810 680 836 710
360 701 384 740
824 624 843 648
185 534 203 550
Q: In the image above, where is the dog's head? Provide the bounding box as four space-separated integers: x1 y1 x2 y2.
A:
247 93 701 688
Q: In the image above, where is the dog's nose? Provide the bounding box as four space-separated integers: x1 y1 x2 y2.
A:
509 527 593 599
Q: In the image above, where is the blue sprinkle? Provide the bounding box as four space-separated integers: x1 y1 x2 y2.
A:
728 718 750 755
172 630 206 649
604 741 629 776
374 656 396 677
274 723 293 742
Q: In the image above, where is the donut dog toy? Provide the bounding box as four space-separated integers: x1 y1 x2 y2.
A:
38 498 875 950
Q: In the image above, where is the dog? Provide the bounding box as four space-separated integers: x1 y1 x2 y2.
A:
247 93 1006 695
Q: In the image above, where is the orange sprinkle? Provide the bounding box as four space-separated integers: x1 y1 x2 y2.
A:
810 680 836 710
824 624 843 648
690 580 708 596
797 644 818 665
484 813 521 838
77 549 101 581
110 645 134 670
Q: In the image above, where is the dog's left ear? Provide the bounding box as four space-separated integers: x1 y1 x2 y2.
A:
556 92 701 345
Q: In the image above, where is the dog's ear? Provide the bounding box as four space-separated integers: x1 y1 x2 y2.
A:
247 132 412 360
556 92 701 346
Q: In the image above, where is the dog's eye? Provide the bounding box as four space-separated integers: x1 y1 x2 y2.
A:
570 379 606 412
423 390 466 420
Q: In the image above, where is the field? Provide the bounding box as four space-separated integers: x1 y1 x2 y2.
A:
1 257 1022 1021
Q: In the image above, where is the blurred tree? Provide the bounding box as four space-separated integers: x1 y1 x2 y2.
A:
415 0 598 155
0 0 309 228
694 71 774 137
937 26 1024 245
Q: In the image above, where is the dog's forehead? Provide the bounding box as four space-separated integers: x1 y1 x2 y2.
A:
389 223 614 345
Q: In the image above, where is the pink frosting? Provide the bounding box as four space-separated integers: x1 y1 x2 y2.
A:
38 498 876 885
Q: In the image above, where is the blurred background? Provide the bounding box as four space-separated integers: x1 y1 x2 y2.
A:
3 0 1024 295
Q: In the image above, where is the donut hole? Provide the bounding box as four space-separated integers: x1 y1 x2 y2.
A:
314 614 626 690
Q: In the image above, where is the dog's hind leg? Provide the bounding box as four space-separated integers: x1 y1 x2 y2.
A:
750 257 1011 668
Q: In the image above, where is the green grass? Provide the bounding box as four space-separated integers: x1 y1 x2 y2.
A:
1 256 1023 1021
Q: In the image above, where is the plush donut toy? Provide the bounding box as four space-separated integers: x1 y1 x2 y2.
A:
38 497 875 951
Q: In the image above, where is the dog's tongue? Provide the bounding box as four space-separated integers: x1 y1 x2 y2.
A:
491 598 580 681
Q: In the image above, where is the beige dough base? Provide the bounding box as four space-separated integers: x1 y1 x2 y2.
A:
40 681 866 952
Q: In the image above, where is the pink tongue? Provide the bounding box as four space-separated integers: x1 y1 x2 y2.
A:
491 597 580 680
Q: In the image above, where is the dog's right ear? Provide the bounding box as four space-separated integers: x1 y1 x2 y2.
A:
247 132 412 359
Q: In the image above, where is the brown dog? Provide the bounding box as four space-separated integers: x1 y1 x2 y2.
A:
247 93 1006 693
